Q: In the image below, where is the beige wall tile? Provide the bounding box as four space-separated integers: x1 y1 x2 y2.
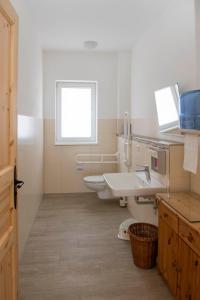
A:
98 119 117 134
191 147 200 194
116 119 124 136
44 119 118 194
169 146 190 192
169 176 191 192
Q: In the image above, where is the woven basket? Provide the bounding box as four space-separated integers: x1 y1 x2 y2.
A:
128 223 158 269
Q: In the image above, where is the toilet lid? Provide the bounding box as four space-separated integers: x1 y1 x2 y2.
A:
84 176 105 183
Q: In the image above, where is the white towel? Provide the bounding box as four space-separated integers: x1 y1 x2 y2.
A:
183 134 199 174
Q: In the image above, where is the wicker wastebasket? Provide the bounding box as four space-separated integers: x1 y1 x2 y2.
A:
128 223 158 269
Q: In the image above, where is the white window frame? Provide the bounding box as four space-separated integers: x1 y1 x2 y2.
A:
55 80 98 145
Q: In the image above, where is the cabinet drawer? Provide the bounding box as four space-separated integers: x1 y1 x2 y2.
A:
179 219 200 256
159 201 178 233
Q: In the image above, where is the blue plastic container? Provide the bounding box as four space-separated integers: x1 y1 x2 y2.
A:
180 90 200 129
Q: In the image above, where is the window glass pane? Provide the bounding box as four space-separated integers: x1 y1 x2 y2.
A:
61 87 92 138
155 87 179 126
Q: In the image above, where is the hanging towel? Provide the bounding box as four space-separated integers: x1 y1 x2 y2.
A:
183 134 199 174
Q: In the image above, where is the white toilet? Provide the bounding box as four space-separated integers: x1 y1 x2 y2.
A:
83 175 114 199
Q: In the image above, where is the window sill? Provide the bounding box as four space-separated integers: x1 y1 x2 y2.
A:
55 142 98 146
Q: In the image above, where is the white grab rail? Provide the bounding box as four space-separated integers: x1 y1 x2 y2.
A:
123 112 132 168
76 152 119 164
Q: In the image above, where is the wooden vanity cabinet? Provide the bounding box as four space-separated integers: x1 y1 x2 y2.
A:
177 238 200 300
158 202 179 296
158 199 200 300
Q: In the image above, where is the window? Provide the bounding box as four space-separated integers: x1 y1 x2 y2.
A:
56 81 97 144
154 84 180 133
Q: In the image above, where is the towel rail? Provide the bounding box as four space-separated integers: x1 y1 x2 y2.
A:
76 152 119 164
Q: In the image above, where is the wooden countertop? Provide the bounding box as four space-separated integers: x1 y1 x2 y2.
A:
157 192 200 224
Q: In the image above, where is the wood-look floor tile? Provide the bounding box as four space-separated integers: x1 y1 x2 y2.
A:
20 193 174 300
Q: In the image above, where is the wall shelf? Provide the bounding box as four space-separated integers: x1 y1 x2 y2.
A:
179 128 200 136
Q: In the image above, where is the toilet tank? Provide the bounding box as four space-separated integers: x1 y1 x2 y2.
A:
150 146 166 175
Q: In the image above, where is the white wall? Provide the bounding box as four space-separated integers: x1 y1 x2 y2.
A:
131 0 197 138
117 51 131 119
44 51 118 120
196 0 200 86
116 51 131 135
11 0 43 258
129 0 200 196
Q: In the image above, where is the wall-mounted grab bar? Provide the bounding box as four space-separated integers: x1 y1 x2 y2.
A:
76 152 119 164
135 196 155 205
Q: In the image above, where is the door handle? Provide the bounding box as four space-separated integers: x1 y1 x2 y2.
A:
14 166 24 209
15 179 24 189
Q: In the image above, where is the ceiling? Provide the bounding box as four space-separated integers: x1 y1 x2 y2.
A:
25 0 174 51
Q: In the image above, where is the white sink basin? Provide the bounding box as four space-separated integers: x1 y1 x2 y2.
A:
103 172 167 197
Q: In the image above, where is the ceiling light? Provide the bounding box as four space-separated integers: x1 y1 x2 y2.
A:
84 41 98 49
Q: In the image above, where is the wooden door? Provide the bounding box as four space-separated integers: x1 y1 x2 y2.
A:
158 213 179 297
0 1 18 299
178 238 200 300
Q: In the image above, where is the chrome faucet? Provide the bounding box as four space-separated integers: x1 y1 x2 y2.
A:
136 165 151 183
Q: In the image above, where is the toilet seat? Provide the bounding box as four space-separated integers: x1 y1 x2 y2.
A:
84 176 105 184
83 175 115 199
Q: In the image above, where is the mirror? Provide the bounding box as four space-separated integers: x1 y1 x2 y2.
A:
154 84 180 133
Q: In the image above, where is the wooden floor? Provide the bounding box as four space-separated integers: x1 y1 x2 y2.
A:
20 193 173 300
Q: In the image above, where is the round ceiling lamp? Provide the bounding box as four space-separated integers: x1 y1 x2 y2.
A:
84 40 98 50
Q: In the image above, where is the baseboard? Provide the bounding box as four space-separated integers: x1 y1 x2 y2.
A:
43 192 96 198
